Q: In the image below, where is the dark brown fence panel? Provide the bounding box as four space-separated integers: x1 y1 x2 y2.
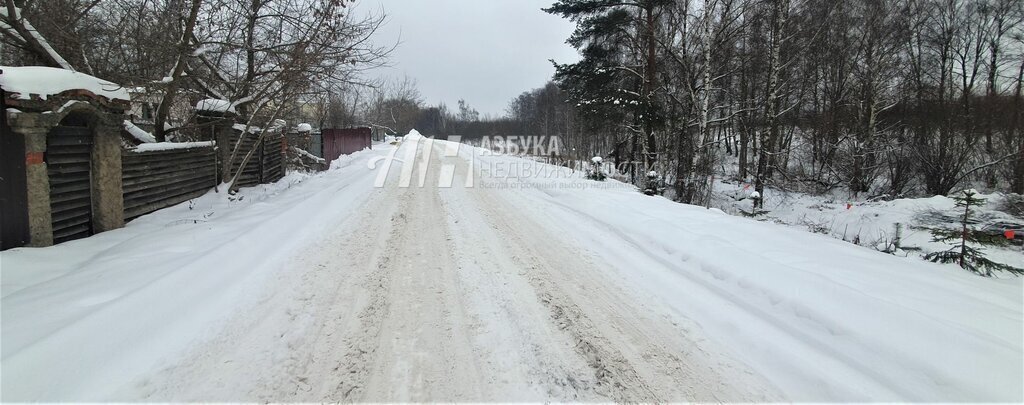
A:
321 127 371 162
227 131 261 187
122 146 216 221
47 125 93 243
261 135 285 183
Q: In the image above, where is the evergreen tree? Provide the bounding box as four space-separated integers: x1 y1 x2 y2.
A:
545 0 671 181
924 190 1023 277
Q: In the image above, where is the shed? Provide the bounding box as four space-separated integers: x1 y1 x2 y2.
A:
321 127 371 162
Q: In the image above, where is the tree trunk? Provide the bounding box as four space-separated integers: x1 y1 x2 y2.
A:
755 0 788 208
153 0 203 142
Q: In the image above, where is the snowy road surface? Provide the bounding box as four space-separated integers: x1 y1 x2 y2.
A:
2 134 1021 401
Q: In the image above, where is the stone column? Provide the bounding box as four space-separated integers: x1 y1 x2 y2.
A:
91 113 124 232
8 113 53 247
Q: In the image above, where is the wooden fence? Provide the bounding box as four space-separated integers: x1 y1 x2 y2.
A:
122 133 285 222
226 132 284 187
122 145 217 221
262 135 285 183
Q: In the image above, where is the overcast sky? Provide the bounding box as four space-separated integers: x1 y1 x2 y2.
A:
356 0 581 117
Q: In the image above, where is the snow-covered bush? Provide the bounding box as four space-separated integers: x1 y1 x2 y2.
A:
586 156 606 181
643 170 665 195
996 193 1024 219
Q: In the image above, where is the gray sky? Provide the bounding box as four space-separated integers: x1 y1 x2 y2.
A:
358 0 581 117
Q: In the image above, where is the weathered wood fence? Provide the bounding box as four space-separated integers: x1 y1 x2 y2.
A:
122 134 285 222
122 145 217 221
262 136 285 183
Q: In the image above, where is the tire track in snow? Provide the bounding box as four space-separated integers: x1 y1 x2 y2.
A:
337 141 485 401
113 139 776 402
442 146 781 402
462 183 659 402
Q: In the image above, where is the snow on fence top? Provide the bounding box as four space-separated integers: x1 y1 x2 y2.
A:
131 141 214 153
297 123 312 132
195 98 236 114
0 66 129 101
232 123 262 133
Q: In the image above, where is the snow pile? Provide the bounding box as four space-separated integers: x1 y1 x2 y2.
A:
195 98 235 114
122 120 156 143
405 129 424 140
0 66 129 101
296 123 312 132
708 180 1024 271
132 141 214 152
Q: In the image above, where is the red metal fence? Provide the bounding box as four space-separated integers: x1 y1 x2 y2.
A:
321 127 371 162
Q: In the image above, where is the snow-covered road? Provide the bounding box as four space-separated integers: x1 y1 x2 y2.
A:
2 135 1021 402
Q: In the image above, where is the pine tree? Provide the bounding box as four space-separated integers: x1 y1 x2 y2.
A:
545 0 671 181
924 190 1023 277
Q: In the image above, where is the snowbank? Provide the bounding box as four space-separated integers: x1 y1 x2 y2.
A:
0 146 395 400
453 142 1023 401
405 129 424 140
709 180 1024 272
0 66 129 101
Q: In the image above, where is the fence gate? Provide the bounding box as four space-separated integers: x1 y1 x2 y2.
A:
46 124 93 243
1 89 30 250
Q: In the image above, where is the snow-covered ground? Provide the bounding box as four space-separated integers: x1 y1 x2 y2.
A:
1 134 1021 401
706 177 1024 272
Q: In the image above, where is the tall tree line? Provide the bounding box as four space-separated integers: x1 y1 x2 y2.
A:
539 0 1024 204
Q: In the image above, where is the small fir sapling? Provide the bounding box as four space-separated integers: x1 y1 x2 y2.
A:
924 189 1023 277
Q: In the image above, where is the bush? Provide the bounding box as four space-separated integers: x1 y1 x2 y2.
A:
586 156 607 181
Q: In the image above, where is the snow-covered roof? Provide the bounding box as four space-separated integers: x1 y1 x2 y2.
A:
195 98 235 113
297 123 312 132
0 66 129 101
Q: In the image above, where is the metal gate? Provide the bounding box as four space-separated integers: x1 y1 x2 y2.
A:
321 128 371 162
46 125 93 243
